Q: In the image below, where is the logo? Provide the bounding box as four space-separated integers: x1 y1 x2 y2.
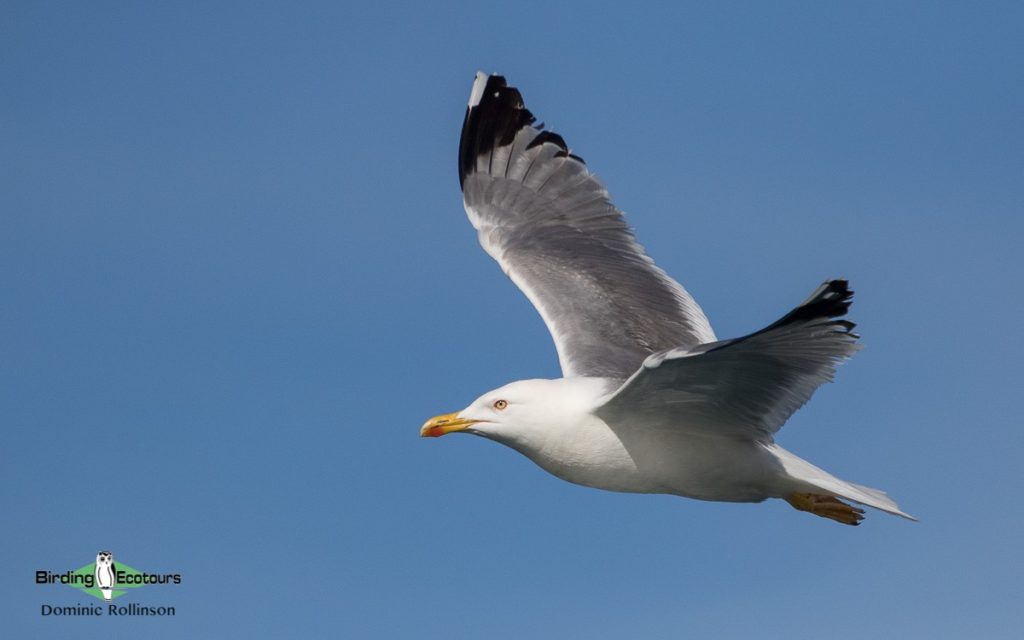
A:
95 551 116 601
36 550 180 617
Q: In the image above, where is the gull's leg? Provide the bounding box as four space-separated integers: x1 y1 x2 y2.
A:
786 493 865 526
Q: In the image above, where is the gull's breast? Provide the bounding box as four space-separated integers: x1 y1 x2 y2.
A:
521 414 656 493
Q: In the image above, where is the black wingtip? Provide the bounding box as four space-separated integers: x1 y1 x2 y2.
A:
458 73 584 188
459 73 536 188
762 279 857 335
801 279 854 319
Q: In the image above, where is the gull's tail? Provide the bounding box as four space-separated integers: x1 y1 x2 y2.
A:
767 443 916 523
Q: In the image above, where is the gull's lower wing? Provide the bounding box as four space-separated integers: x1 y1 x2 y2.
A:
596 280 861 439
459 73 715 379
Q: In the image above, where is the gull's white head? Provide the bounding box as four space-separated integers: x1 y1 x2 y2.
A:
421 378 605 449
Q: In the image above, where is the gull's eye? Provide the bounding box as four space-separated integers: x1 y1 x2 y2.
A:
493 399 508 410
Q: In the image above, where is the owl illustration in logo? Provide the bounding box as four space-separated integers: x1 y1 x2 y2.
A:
95 551 116 601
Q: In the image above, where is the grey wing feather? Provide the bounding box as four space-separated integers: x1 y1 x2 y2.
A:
597 280 861 440
460 73 715 378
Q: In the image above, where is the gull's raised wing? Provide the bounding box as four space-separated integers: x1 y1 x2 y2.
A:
459 73 715 379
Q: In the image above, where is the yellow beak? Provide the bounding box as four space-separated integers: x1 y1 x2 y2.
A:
420 412 477 438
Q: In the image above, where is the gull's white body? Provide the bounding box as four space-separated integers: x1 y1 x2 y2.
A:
476 378 774 500
518 401 778 502
426 72 913 524
456 378 902 514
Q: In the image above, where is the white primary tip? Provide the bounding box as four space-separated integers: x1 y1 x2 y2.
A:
468 71 488 107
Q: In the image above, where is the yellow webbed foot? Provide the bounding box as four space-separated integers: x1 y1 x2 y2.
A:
787 493 865 526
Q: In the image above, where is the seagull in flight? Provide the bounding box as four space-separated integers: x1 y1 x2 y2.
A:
422 72 912 525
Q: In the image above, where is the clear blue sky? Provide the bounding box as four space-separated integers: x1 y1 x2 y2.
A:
3 2 1021 638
